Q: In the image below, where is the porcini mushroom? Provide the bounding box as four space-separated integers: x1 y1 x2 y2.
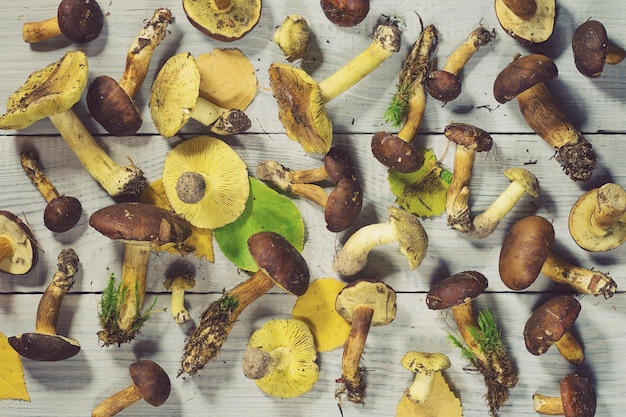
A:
87 8 174 136
89 202 192 346
22 0 104 44
274 15 310 62
572 20 625 78
180 231 309 376
256 147 362 232
161 135 250 229
242 319 319 398
568 182 626 251
182 0 262 42
494 0 555 44
92 359 171 417
320 0 369 27
533 373 596 417
524 295 585 364
8 248 80 361
332 206 428 277
400 351 451 403
149 52 251 137
335 279 397 404
164 273 196 325
269 19 402 153
372 24 437 173
427 26 495 102
499 215 617 297
493 54 596 182
0 50 148 200
0 210 38 275
20 150 82 233
426 271 517 415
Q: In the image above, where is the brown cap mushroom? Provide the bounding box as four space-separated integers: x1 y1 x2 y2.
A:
568 183 626 252
182 0 261 42
22 0 104 44
320 0 369 27
523 295 584 364
335 279 397 403
533 373 597 417
0 50 147 200
0 210 39 275
89 202 192 346
92 360 171 417
573 20 625 78
494 0 555 44
180 231 310 376
9 248 80 361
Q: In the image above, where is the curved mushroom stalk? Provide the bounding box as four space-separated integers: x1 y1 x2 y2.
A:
494 0 555 44
541 255 616 298
22 0 104 44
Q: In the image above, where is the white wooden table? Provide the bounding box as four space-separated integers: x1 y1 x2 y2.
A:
1 1 624 416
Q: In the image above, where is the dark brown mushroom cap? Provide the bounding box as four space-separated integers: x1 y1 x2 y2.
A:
57 0 104 44
335 279 397 326
444 123 493 152
499 215 555 290
44 195 83 233
324 147 356 184
524 295 581 356
320 0 370 27
572 20 609 78
493 54 558 104
325 177 363 232
247 231 310 296
427 70 462 102
370 131 425 173
87 75 142 136
89 202 192 246
426 271 488 310
8 333 80 361
560 374 597 417
0 210 38 275
129 360 171 407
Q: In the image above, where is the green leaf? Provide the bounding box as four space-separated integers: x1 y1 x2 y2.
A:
388 148 452 218
214 177 305 271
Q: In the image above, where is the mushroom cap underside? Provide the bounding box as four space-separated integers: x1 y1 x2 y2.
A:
8 332 80 361
129 360 171 406
524 295 581 355
493 54 558 104
0 210 38 275
494 0 556 44
335 279 397 326
182 0 262 42
426 271 488 310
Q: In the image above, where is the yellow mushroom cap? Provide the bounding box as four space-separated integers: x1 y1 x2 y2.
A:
162 135 249 229
182 0 262 42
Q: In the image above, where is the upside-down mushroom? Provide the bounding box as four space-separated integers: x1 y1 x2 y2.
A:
182 0 262 42
572 20 625 78
494 0 555 44
22 0 104 44
0 211 38 275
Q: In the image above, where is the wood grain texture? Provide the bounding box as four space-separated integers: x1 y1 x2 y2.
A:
1 0 625 416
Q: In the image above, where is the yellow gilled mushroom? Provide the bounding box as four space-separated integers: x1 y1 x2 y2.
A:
162 135 250 229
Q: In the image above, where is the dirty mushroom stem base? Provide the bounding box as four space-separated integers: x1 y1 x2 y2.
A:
339 305 374 403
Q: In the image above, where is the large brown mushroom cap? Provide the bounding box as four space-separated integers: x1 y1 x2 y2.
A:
0 210 38 275
87 75 142 136
493 54 558 104
335 279 397 326
560 374 596 417
426 271 488 310
57 0 104 44
182 0 262 42
494 0 555 44
370 131 424 173
129 360 171 406
572 20 609 78
8 333 80 362
523 295 581 356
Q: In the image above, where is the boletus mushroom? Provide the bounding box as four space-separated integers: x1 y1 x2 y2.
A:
533 373 596 417
182 0 262 42
92 359 171 417
320 0 369 27
335 279 397 404
22 0 104 44
89 203 192 346
493 54 596 182
269 18 402 153
87 8 174 135
8 248 80 361
0 50 148 200
494 0 555 44
499 215 617 297
0 211 38 275
572 20 625 78
180 231 309 376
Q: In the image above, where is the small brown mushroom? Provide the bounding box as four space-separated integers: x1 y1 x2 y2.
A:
320 0 369 27
0 211 38 276
180 231 310 376
573 20 625 78
524 295 585 364
533 373 596 417
494 0 555 44
499 215 617 297
92 360 171 417
22 0 104 44
182 0 262 42
8 248 80 361
335 279 396 403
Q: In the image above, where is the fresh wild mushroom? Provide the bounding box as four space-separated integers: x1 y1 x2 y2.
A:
20 150 82 233
273 15 310 62
8 248 80 361
269 18 402 153
335 279 397 404
87 8 174 136
89 203 192 346
0 211 38 275
0 50 148 200
242 319 319 398
493 54 596 182
372 24 437 173
320 0 369 27
164 273 196 325
494 0 555 44
182 0 262 42
499 215 617 297
22 0 104 44
401 351 451 403
149 52 251 137
533 373 596 417
524 295 585 364
572 20 625 78
92 360 171 417
180 231 310 376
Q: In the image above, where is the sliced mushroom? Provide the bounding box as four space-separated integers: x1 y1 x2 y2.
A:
494 0 555 44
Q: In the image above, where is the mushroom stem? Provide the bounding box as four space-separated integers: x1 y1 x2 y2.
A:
340 304 374 404
116 244 151 333
257 160 330 207
189 97 251 135
450 303 487 363
48 109 147 199
541 253 617 297
553 331 585 364
442 26 494 75
20 151 60 203
606 46 626 65
446 146 476 228
334 221 397 270
590 183 626 231
319 22 401 102
92 384 143 417
405 371 436 403
170 287 190 324
22 17 62 43
470 179 530 238
501 0 537 20
532 393 564 414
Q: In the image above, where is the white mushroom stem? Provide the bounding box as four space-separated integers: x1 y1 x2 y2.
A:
333 222 396 276
116 244 151 333
442 26 493 75
532 393 564 414
48 109 145 199
22 17 62 43
405 371 436 403
553 331 585 364
541 254 617 297
170 287 190 324
189 97 236 126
